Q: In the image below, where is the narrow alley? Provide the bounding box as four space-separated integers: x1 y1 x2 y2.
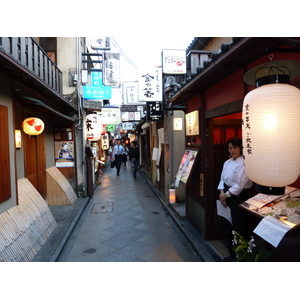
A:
56 164 202 262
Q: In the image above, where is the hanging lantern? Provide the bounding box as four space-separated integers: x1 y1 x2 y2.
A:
22 117 45 136
242 60 300 195
85 114 103 141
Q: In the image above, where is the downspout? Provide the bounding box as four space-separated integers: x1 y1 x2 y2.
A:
76 37 87 197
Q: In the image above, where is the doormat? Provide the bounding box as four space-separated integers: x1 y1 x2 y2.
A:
90 202 114 214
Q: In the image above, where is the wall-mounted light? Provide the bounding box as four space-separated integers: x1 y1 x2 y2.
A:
242 60 300 195
22 117 45 136
15 130 21 148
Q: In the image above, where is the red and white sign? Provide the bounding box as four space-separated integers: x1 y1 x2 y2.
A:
162 49 186 74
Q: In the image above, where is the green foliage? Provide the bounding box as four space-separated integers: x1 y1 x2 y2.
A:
231 231 273 262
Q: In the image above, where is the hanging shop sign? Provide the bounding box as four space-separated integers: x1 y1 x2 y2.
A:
146 101 164 121
122 81 143 105
162 49 186 75
120 105 137 112
83 71 111 100
185 110 199 136
106 124 115 132
138 67 163 102
103 53 120 87
85 114 103 141
99 107 120 125
122 122 133 130
90 37 111 50
121 111 141 122
101 133 109 150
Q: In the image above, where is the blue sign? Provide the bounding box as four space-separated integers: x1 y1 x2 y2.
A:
83 71 112 100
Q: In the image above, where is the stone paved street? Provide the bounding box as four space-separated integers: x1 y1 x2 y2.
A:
57 164 201 262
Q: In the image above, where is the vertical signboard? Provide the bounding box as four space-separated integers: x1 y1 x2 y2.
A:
138 67 162 102
146 102 164 121
103 53 120 87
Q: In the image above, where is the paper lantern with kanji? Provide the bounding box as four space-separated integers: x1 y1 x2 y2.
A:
85 114 103 141
242 83 300 194
22 117 45 136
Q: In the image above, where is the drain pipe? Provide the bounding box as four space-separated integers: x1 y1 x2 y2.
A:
17 95 77 122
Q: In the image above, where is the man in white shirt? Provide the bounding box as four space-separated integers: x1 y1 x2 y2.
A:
112 138 124 175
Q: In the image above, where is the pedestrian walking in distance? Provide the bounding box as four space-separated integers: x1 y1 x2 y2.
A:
129 140 139 178
112 138 124 176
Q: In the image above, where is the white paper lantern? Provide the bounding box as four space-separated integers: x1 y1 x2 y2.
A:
22 117 45 136
242 83 300 191
85 114 103 141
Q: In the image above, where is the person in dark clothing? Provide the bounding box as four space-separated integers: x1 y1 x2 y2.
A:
129 141 139 178
121 141 129 167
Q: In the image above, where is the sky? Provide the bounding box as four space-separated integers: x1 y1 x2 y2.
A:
111 36 194 82
104 36 195 105
113 36 194 70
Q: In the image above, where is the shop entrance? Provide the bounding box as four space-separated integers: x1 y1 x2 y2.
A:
24 132 46 199
206 116 242 240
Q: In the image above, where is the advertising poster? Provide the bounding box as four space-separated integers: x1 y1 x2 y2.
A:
175 149 198 186
55 141 74 168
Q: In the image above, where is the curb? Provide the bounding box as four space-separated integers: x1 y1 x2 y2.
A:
49 196 92 262
139 169 222 262
49 169 107 262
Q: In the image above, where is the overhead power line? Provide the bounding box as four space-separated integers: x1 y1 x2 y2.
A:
111 37 138 70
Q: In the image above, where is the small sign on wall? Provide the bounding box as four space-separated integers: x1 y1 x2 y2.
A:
185 110 199 136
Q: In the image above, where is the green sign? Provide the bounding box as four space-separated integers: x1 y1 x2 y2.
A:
106 124 115 132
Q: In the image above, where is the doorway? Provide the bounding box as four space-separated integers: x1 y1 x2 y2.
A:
206 117 242 240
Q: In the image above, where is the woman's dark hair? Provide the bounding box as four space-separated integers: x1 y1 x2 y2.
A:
227 137 243 155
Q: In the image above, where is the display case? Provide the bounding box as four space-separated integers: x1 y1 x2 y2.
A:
240 187 300 227
240 186 300 246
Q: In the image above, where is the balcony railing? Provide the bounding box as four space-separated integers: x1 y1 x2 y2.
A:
0 37 62 94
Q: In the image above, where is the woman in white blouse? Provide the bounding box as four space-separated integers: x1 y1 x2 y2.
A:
218 137 253 255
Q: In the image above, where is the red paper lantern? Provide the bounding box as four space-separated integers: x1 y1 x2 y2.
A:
22 117 45 136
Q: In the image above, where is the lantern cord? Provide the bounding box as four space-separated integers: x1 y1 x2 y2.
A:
254 65 291 83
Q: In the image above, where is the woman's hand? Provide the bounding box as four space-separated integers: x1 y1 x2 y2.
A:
219 191 228 208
